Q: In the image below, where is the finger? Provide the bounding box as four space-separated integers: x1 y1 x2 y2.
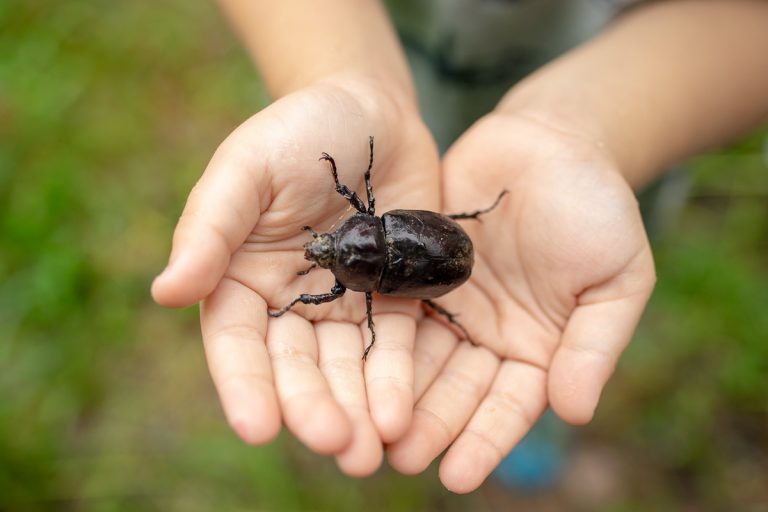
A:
363 313 417 443
152 137 267 308
439 360 548 494
433 266 560 369
201 277 280 444
412 318 459 401
267 313 353 454
387 343 498 475
549 251 655 424
316 320 383 477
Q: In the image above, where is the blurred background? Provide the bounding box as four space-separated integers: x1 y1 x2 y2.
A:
1 2 766 511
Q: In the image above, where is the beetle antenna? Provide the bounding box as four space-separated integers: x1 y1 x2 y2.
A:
302 225 318 238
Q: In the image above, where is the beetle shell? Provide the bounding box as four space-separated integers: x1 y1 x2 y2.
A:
329 213 387 292
313 210 474 298
378 210 473 299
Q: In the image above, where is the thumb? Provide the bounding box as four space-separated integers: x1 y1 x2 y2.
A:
548 247 656 424
151 138 267 307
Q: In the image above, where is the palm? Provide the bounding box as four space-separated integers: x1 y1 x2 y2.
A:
389 113 656 492
446 115 649 365
229 95 437 324
153 81 440 476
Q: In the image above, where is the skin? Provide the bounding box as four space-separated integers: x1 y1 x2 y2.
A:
152 0 768 492
152 76 438 476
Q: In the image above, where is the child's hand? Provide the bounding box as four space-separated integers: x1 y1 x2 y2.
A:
388 112 656 492
152 77 439 476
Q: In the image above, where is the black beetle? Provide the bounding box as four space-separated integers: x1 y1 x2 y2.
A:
268 137 507 359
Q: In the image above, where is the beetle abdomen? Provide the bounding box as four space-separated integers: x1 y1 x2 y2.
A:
378 210 473 299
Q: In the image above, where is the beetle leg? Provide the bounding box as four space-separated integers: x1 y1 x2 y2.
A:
296 263 317 276
421 299 477 346
447 190 509 221
362 292 376 360
268 281 346 318
364 136 375 215
319 152 367 213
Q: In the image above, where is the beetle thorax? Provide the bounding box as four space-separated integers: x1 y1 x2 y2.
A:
304 233 336 269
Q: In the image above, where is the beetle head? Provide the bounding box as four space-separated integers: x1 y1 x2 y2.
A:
304 233 336 269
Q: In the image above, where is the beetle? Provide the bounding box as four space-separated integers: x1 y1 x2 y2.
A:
268 137 507 359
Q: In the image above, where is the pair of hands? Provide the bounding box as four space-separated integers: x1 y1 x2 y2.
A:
151 76 655 493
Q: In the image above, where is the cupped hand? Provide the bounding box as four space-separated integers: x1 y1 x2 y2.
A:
388 112 656 491
152 76 439 476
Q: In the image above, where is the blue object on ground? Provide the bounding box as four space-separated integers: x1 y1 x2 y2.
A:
491 410 571 491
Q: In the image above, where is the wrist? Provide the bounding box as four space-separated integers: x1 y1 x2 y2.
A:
496 81 653 191
221 1 416 107
496 0 768 190
496 87 632 176
311 70 419 119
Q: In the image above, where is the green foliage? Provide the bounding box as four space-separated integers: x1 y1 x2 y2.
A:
594 138 768 510
1 1 766 511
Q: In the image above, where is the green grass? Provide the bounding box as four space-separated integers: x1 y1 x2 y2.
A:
1 2 767 511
